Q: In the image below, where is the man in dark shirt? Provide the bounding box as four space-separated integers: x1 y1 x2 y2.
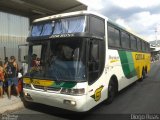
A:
4 56 19 99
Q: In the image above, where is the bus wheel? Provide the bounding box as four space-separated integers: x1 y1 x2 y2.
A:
106 80 116 104
140 69 146 81
23 100 33 108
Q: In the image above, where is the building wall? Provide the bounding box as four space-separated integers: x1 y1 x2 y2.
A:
0 11 29 63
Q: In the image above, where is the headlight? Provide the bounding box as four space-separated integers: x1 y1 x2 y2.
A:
60 88 85 95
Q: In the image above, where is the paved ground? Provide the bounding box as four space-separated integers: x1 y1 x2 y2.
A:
0 94 24 114
3 62 160 120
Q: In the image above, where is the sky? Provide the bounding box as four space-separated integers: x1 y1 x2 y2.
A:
79 0 160 42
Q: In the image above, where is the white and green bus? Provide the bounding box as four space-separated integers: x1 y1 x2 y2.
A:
23 11 151 112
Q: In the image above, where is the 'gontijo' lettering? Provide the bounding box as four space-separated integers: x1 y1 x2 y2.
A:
135 54 145 60
32 80 40 85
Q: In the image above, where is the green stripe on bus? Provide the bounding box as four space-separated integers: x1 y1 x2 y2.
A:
118 51 136 79
61 82 77 88
52 82 77 88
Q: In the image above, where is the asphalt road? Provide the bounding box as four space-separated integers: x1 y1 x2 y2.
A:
10 62 160 120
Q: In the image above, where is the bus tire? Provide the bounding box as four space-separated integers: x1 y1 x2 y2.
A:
145 67 148 77
23 100 33 108
106 79 117 104
22 95 33 108
140 69 146 81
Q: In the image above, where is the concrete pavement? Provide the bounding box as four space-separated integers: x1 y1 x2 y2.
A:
0 94 24 114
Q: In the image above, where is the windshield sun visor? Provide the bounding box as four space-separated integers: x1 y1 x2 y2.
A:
31 16 86 37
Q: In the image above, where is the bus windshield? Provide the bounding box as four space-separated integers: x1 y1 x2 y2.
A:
28 38 86 82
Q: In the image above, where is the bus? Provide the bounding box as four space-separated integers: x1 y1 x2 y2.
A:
23 11 151 112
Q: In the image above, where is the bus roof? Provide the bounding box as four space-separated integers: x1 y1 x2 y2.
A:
33 10 108 23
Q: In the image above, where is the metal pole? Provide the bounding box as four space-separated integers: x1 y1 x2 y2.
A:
155 27 157 47
4 46 6 58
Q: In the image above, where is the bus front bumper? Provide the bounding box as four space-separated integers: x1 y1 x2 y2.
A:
23 88 88 112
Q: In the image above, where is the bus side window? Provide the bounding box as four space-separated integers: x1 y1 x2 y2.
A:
88 40 99 84
137 38 142 51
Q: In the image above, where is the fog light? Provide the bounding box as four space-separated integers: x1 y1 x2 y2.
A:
63 100 76 106
70 101 76 106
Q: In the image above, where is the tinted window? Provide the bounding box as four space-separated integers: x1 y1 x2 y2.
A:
88 39 105 85
90 16 105 37
146 43 150 52
142 41 146 52
108 25 120 47
130 35 137 50
121 31 130 49
89 42 99 62
88 40 99 84
137 39 142 51
99 40 105 74
31 16 86 37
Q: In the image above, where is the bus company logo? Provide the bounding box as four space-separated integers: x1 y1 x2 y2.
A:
44 87 48 91
109 55 120 60
49 34 74 38
109 55 120 63
91 85 104 102
135 54 145 60
32 80 40 85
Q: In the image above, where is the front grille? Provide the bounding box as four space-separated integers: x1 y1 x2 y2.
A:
47 86 61 91
33 85 44 90
33 85 61 92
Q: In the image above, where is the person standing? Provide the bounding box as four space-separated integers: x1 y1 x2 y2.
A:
4 56 19 99
0 61 5 98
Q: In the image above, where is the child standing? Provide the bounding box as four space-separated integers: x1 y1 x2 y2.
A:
0 61 5 98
